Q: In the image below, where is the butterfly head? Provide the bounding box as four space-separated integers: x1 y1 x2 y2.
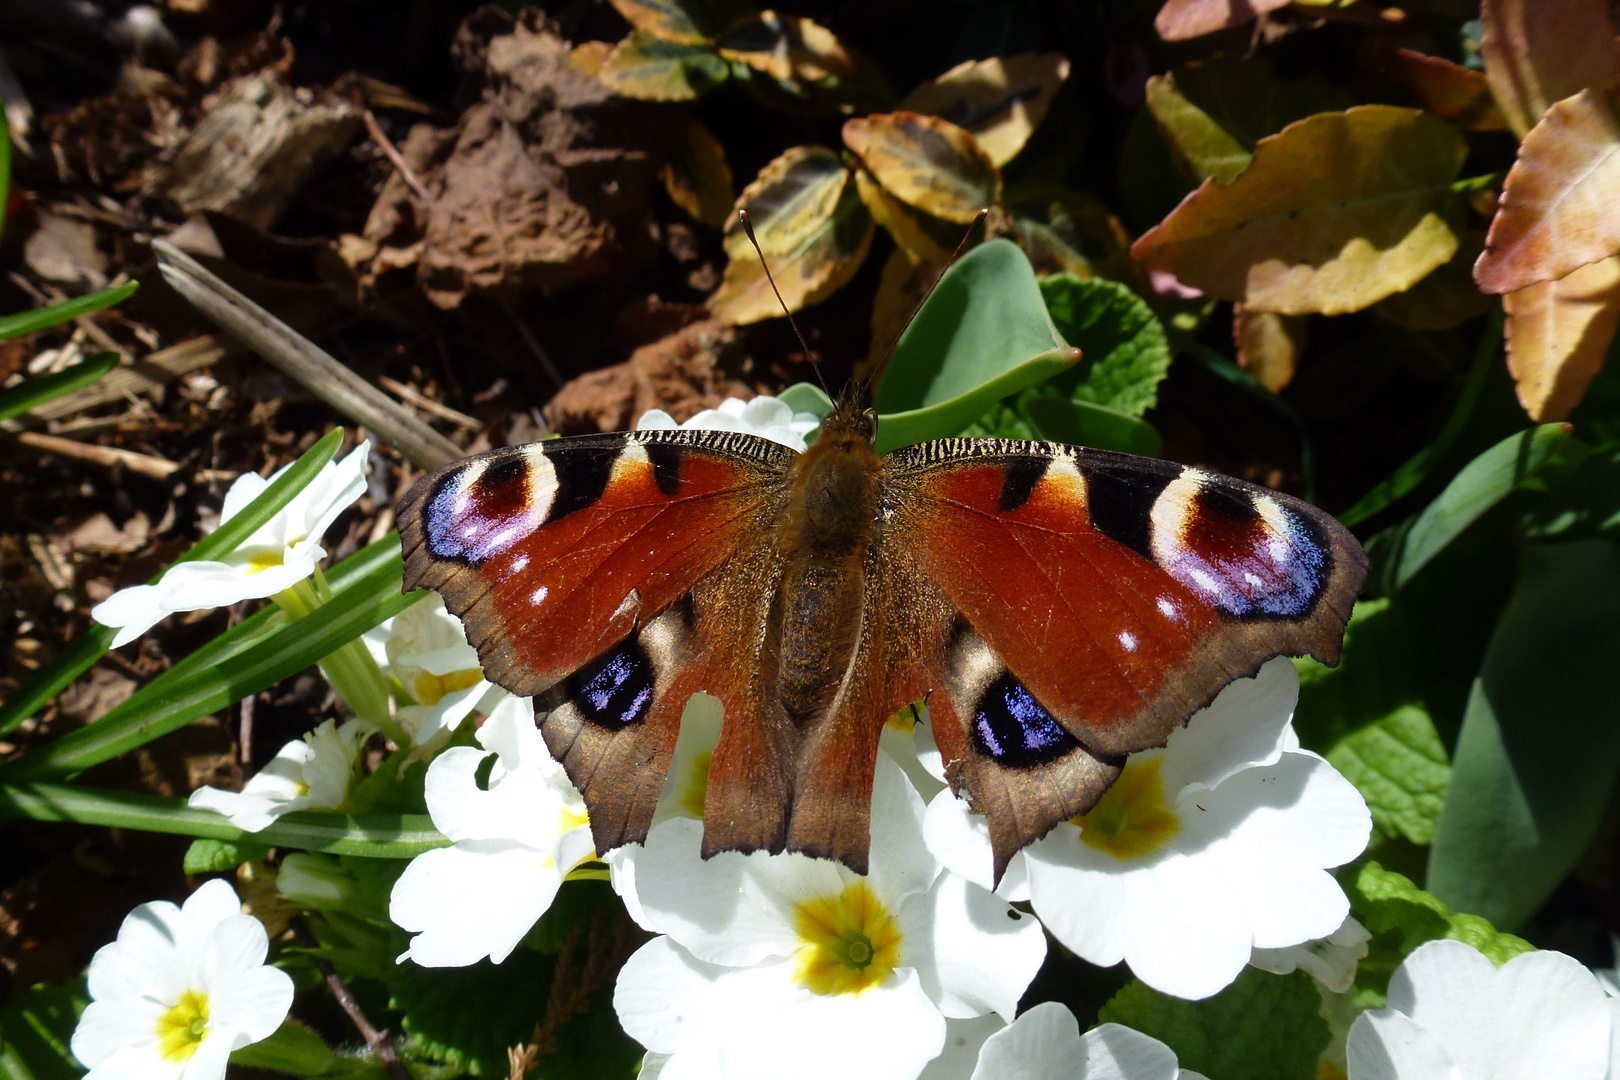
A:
820 383 878 447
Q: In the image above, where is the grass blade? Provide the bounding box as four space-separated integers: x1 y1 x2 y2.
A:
0 281 139 340
0 352 119 421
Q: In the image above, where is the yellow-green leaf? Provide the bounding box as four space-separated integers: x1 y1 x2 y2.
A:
898 53 1070 167
711 158 873 324
597 31 728 101
842 111 1001 225
1503 255 1620 421
608 0 708 45
1233 305 1305 392
1375 231 1492 331
1131 105 1467 315
717 11 854 83
853 168 958 266
662 117 735 227
721 145 848 262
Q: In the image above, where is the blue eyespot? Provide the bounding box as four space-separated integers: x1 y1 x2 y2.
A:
970 674 1078 768
567 641 655 730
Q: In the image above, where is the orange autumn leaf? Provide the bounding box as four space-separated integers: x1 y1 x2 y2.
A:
1131 105 1466 316
1395 49 1507 132
1480 0 1620 137
898 53 1071 167
1503 255 1620 420
1153 0 1291 42
842 112 1001 225
1476 89 1620 296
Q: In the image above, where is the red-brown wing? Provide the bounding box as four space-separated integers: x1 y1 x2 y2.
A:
398 429 795 852
881 438 1366 874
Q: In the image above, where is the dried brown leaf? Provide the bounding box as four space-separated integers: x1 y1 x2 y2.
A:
718 11 855 83
1395 49 1507 131
1480 0 1620 137
608 0 708 45
1130 106 1466 315
1233 305 1306 391
569 41 613 75
1154 0 1292 42
1476 89 1620 295
662 117 734 227
898 53 1070 167
1503 255 1620 420
842 111 1001 225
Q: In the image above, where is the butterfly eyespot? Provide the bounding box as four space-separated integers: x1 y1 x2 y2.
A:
970 672 1079 768
563 638 656 731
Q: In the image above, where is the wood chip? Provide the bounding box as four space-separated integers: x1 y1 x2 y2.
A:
14 431 181 478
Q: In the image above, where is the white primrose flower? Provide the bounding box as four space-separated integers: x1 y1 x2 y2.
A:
611 747 1047 1080
71 878 294 1080
963 1002 1209 1080
189 718 371 832
92 441 371 647
389 693 594 966
1347 939 1614 1080
1251 914 1371 993
637 394 822 451
364 591 509 745
923 657 1372 1001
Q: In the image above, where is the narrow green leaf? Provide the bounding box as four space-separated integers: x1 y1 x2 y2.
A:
873 239 1080 452
0 544 419 781
229 1022 336 1076
1326 705 1449 845
1097 968 1328 1080
1369 424 1574 593
1036 275 1173 417
0 980 86 1080
0 352 119 421
0 282 139 340
1427 539 1620 931
0 783 446 857
1022 396 1163 456
0 429 346 739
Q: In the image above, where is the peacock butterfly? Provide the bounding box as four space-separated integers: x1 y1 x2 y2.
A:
396 221 1367 883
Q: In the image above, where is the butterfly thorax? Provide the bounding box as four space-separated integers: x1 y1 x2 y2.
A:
775 403 883 724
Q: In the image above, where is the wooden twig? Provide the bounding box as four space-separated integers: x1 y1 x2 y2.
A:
152 240 462 470
28 336 229 420
14 431 180 478
362 108 435 207
295 923 412 1080
378 375 479 429
508 910 639 1079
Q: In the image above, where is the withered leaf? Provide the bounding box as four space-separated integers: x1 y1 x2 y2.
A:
1233 304 1306 392
853 168 958 265
1480 0 1620 137
721 145 848 262
1394 49 1506 132
608 0 708 45
898 53 1070 167
597 31 728 101
1154 0 1292 42
569 40 613 75
661 117 734 227
718 11 855 83
711 168 873 324
1504 255 1620 420
1146 73 1252 184
1131 106 1466 316
1376 231 1493 331
1476 89 1620 295
842 111 1001 225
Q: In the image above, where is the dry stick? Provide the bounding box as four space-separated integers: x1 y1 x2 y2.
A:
14 430 180 478
304 948 412 1080
151 240 463 471
378 375 479 429
362 108 435 207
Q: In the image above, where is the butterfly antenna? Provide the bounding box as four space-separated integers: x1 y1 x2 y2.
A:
860 208 990 401
738 210 831 399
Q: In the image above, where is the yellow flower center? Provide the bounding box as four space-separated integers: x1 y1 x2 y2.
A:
411 668 484 706
885 702 922 733
246 550 284 574
793 880 902 996
676 750 712 819
155 988 210 1062
1074 756 1180 858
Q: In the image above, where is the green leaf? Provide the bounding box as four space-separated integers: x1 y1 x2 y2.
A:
1022 396 1163 456
0 353 119 421
0 783 446 857
1427 539 1620 930
776 381 835 422
873 239 1080 452
1097 968 1328 1080
1348 862 1532 1000
229 1021 336 1077
1180 342 1317 502
183 836 272 873
597 31 728 101
1367 424 1576 593
1036 275 1172 417
1326 706 1449 845
0 282 139 340
0 540 419 782
1521 445 1620 542
0 428 346 740
0 980 86 1080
